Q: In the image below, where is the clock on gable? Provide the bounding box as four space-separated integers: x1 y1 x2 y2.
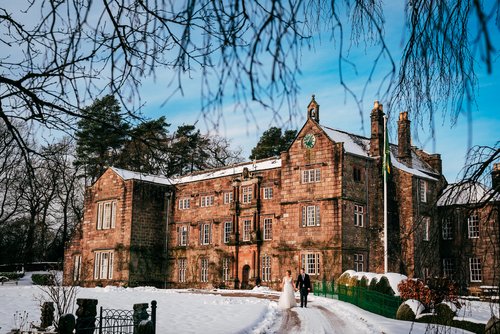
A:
303 133 316 149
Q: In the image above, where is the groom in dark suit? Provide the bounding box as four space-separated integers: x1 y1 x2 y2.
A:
295 268 311 307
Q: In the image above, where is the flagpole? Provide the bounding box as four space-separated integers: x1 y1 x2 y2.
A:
383 115 388 274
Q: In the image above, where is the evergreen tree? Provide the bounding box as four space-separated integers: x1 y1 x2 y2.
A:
75 95 130 183
168 125 210 176
249 127 297 160
117 116 170 174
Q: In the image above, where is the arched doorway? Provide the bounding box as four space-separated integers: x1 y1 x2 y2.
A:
241 265 250 289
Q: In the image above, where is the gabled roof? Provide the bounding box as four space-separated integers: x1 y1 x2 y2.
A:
319 124 439 180
437 182 500 206
110 167 174 186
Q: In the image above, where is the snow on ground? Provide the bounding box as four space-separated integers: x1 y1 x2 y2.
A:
0 274 497 334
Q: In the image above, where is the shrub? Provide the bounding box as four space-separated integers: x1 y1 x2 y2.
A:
368 277 378 290
426 277 461 309
359 275 369 288
396 303 416 321
348 276 359 287
434 303 455 323
32 274 55 285
375 276 395 296
0 272 24 280
337 272 351 286
398 279 432 309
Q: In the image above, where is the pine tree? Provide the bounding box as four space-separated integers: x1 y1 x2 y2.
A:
75 95 130 183
249 127 297 160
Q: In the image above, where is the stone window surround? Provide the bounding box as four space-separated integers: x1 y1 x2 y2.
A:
263 187 273 200
223 221 232 244
200 258 209 282
261 255 272 282
96 200 117 230
263 218 273 240
73 254 82 281
178 225 188 246
419 179 427 203
223 192 233 204
301 253 320 276
94 250 114 280
242 186 253 204
423 217 430 241
302 205 320 227
354 253 364 272
178 197 191 210
200 194 215 207
242 219 252 241
302 168 321 184
178 258 187 283
222 257 231 281
354 204 364 227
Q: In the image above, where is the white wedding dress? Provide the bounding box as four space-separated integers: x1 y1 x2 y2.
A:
278 276 297 309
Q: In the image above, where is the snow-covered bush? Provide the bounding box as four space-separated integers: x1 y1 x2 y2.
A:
396 299 424 321
337 272 351 286
375 276 395 296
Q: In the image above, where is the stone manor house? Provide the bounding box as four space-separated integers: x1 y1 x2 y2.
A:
63 97 499 294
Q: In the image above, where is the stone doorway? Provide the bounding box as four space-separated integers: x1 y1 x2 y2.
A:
241 265 250 289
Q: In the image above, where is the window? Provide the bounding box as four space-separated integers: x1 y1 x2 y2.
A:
97 200 117 230
243 219 251 241
354 205 364 227
224 192 233 204
301 253 320 275
179 198 190 210
262 255 271 282
94 250 114 280
467 214 479 239
222 258 231 281
302 169 321 183
242 186 253 204
73 255 82 281
199 223 211 245
201 258 209 282
419 179 427 203
223 221 232 244
423 217 430 241
353 166 362 182
442 217 453 240
178 225 188 246
263 218 273 240
200 195 214 207
301 205 320 227
442 258 454 279
354 254 364 272
469 258 482 282
178 258 187 283
263 187 273 199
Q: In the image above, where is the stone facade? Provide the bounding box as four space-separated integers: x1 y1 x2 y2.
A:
438 175 500 295
64 97 451 290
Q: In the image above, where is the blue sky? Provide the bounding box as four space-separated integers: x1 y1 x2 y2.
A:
137 3 500 183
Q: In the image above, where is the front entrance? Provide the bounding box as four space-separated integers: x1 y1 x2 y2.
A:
241 265 250 289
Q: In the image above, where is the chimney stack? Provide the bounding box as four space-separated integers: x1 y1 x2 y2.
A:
397 111 412 166
492 163 500 192
370 101 384 157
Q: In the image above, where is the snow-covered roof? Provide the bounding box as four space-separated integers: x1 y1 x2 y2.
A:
174 158 281 184
321 126 370 157
320 124 439 180
111 167 174 186
437 182 500 206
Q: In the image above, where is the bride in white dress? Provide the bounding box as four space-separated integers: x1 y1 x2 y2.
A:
278 270 297 309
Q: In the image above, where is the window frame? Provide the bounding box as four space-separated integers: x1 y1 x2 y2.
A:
222 257 231 281
263 218 273 240
178 198 190 210
97 200 117 230
73 255 82 281
178 225 188 246
419 179 427 203
242 219 251 241
469 257 482 282
200 195 214 207
302 205 320 227
301 253 320 276
354 204 364 227
94 250 114 280
302 168 321 184
423 217 430 241
354 253 364 272
442 258 454 279
178 258 187 283
262 255 272 282
223 221 232 244
223 192 233 204
242 186 253 204
263 187 273 200
200 258 209 282
442 217 453 240
467 214 480 239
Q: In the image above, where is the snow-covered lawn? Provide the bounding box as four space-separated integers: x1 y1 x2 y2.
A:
0 273 497 333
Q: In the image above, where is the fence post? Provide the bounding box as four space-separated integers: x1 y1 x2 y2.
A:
151 300 157 334
99 306 103 334
75 298 98 334
133 303 149 334
58 314 76 334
